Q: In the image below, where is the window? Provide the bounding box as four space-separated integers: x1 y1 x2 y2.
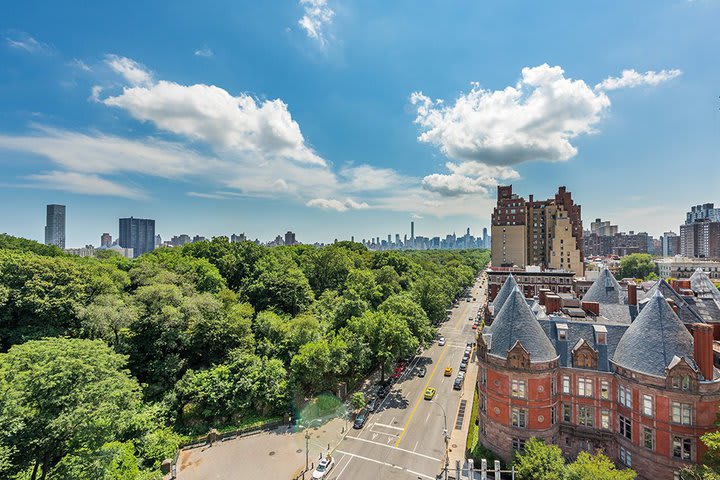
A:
512 408 527 428
600 380 610 400
480 394 486 413
672 375 691 390
562 375 571 394
619 415 632 440
619 385 632 408
672 402 692 425
551 377 557 395
551 406 557 425
578 378 593 397
512 438 526 453
511 380 526 398
578 406 594 427
619 446 632 467
480 367 487 385
600 410 610 430
643 394 654 417
563 404 572 423
673 436 692 460
643 427 654 450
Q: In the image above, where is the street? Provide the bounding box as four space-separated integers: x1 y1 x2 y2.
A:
327 275 487 480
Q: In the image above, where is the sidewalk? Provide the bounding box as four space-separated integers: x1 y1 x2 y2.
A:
176 417 347 480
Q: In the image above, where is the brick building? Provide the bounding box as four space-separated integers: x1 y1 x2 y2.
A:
491 185 584 276
476 270 720 479
487 268 575 306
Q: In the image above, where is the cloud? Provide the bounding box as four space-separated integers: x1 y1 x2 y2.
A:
25 171 145 199
194 47 213 57
421 173 491 196
69 59 92 71
306 197 370 212
187 191 230 200
0 126 217 178
298 0 334 46
595 68 682 91
411 64 612 166
412 64 682 171
5 32 50 54
104 54 153 87
89 85 103 102
339 164 412 192
102 80 326 166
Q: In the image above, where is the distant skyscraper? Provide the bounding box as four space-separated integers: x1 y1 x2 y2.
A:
231 233 246 243
411 221 415 240
483 227 488 248
119 217 155 258
285 231 296 246
44 204 66 249
155 234 162 247
100 233 112 247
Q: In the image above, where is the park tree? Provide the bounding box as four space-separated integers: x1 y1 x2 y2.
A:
351 392 366 411
186 301 255 368
379 293 435 345
245 256 314 315
77 294 139 347
301 246 354 295
0 338 144 480
619 253 657 280
565 451 636 480
411 274 452 324
513 437 566 480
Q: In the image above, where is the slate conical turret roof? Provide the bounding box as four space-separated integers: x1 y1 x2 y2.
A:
690 268 720 303
645 279 704 324
612 290 694 377
491 273 518 311
582 267 622 304
488 287 557 363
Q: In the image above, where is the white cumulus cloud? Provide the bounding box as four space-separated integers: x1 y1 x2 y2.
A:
595 68 682 91
411 64 611 166
194 47 214 57
105 54 153 87
298 0 334 46
102 80 326 166
306 197 370 212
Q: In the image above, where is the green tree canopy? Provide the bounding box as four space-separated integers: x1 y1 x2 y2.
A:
0 338 143 480
565 451 636 480
513 438 565 480
619 253 657 280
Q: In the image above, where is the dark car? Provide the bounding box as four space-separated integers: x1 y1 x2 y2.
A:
377 385 388 398
453 376 464 390
462 353 470 363
418 366 427 377
367 397 378 412
353 409 369 429
459 361 467 371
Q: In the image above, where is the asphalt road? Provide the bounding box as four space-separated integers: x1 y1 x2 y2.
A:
326 276 486 480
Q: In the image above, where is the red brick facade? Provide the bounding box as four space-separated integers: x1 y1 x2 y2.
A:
476 338 720 479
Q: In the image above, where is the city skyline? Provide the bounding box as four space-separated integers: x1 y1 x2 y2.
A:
2 1 719 245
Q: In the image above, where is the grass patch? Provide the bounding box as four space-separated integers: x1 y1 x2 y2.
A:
466 387 501 466
183 414 283 441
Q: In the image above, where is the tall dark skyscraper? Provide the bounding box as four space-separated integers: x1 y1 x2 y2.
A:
410 221 415 240
119 217 155 258
44 204 66 249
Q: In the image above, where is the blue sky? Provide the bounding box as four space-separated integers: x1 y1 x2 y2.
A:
1 0 719 246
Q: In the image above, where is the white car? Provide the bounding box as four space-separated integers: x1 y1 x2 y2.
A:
438 337 446 346
312 455 335 479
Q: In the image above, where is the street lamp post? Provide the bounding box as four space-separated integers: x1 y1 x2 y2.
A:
302 419 323 473
430 400 450 480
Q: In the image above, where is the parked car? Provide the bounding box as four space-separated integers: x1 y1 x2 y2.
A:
312 455 335 479
453 376 464 390
418 366 427 377
377 385 388 398
459 361 467 371
462 353 470 363
424 387 436 400
367 397 378 412
353 409 369 429
465 346 472 355
472 323 478 330
438 337 446 346
457 371 465 379
444 367 453 376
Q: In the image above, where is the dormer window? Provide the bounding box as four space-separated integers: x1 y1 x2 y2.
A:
557 323 568 341
593 325 607 345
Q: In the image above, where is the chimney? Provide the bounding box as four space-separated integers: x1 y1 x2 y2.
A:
539 289 551 306
581 301 600 316
677 279 691 291
545 294 561 314
627 282 637 306
667 299 679 315
692 323 714 381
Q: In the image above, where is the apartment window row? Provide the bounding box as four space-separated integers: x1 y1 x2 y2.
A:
559 376 610 400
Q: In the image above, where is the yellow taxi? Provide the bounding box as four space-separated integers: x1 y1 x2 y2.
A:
444 367 453 376
424 387 436 400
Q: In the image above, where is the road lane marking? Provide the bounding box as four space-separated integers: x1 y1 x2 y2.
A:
334 450 435 480
373 422 404 430
393 345 449 448
414 441 419 452
334 454 352 479
345 435 441 461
